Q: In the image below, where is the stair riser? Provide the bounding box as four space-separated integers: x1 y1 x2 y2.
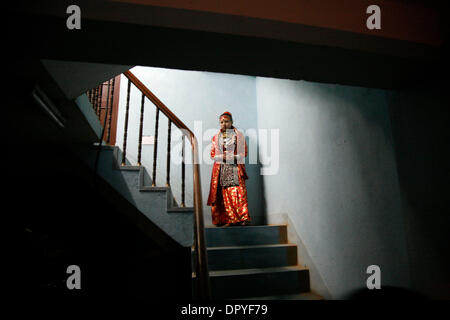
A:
205 226 287 247
209 269 310 299
206 246 297 271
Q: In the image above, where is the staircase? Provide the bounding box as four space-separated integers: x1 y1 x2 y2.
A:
77 69 321 299
75 143 195 246
199 224 323 300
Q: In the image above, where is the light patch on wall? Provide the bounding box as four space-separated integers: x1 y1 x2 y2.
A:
142 135 155 145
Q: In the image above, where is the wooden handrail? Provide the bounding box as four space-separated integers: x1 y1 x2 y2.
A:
190 135 210 299
123 71 194 137
123 70 211 299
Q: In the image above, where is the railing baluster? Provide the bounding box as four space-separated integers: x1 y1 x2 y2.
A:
152 108 160 186
121 79 131 166
103 79 111 142
166 119 172 187
91 89 95 104
95 85 100 115
137 92 145 166
181 133 185 207
106 77 116 144
97 83 103 117
93 87 98 113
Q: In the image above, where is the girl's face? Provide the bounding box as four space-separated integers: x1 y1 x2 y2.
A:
220 116 232 131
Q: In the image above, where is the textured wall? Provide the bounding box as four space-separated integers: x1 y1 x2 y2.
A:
256 77 411 298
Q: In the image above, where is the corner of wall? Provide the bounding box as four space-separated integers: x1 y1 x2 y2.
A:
285 214 333 300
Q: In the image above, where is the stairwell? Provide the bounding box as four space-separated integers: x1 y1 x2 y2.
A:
195 225 323 300
65 67 322 300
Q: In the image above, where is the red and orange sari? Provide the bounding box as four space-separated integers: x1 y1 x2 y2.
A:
207 128 251 225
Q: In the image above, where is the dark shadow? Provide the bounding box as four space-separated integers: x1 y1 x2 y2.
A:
10 143 192 303
7 59 192 303
386 85 450 300
346 286 429 300
244 135 267 226
257 159 269 226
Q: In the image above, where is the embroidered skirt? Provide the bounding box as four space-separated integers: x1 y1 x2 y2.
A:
211 166 250 225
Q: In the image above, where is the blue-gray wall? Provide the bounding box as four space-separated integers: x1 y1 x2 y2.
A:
256 77 411 299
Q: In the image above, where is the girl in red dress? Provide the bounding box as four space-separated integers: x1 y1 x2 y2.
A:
207 112 251 227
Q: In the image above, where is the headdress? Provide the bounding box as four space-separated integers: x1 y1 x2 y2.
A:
220 111 233 121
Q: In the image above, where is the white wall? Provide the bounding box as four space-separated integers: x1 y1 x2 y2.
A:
256 77 411 298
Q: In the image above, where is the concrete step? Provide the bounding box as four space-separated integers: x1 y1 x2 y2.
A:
205 225 287 247
76 144 194 247
205 243 297 271
207 266 310 299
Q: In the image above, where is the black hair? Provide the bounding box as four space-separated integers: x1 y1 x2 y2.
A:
220 112 233 122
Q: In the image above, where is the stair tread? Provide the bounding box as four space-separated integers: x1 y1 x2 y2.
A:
191 243 295 251
139 186 169 192
209 265 307 277
207 243 296 250
205 224 286 230
192 265 307 278
205 224 289 247
167 207 194 212
116 165 141 171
